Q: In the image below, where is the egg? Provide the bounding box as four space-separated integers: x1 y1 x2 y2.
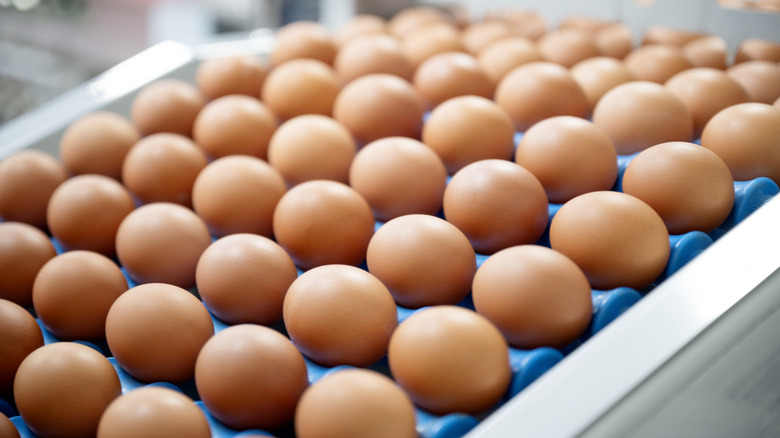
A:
642 26 705 47
495 61 589 132
283 264 398 367
195 324 309 430
735 38 780 63
461 20 516 55
195 55 268 100
387 305 512 415
260 59 341 120
594 23 634 59
0 222 57 306
624 44 695 84
0 150 67 230
412 51 494 109
401 22 466 70
0 298 43 394
444 159 548 254
0 413 19 438
501 10 547 40
32 250 128 341
46 174 135 256
14 342 121 438
422 95 515 174
59 111 140 180
570 56 636 114
334 34 414 83
683 35 728 70
295 368 417 438
550 191 670 290
115 202 212 288
726 60 780 104
537 28 602 68
130 79 205 137
558 16 612 34
191 155 286 238
270 21 336 66
366 214 476 308
477 37 545 85
96 386 211 438
388 6 454 38
105 282 214 383
333 14 387 48
515 116 618 203
192 95 278 159
195 233 297 325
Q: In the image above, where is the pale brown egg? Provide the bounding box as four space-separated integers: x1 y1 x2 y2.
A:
333 14 387 48
0 298 43 394
195 55 268 100
538 28 602 68
502 10 547 40
271 21 336 66
130 79 205 137
283 264 397 367
295 368 417 438
334 34 414 83
595 23 634 59
642 26 705 47
727 60 780 104
477 37 544 85
461 20 516 55
261 59 341 120
735 38 780 63
32 250 128 341
550 191 670 290
388 305 512 415
0 150 67 230
105 282 214 383
571 56 636 114
624 44 695 84
683 35 728 70
558 16 612 34
195 324 308 430
401 22 466 70
388 6 454 38
413 51 494 109
192 95 277 159
59 111 139 180
0 222 57 306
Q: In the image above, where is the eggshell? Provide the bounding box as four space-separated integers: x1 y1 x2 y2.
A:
0 413 19 438
461 20 516 55
334 34 414 82
261 59 341 120
625 44 695 84
195 55 268 100
195 324 308 430
96 386 211 438
401 22 466 70
550 191 670 290
388 6 454 38
283 264 397 367
333 14 387 48
477 37 544 85
130 79 205 137
0 222 57 306
295 368 417 438
595 23 634 59
192 95 277 159
59 111 139 180
104 282 214 383
271 21 336 66
0 298 43 394
727 60 780 104
683 36 728 70
387 305 511 415
413 52 494 109
571 56 636 114
735 38 780 64
0 150 67 230
14 342 121 438
538 28 602 68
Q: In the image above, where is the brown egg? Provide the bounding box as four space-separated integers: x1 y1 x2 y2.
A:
477 37 545 85
0 222 56 306
461 20 516 55
595 23 634 59
105 282 214 382
684 36 728 70
592 81 694 155
401 22 466 70
261 59 341 120
271 21 337 66
0 150 67 230
333 14 387 48
625 44 695 84
413 52 494 109
121 133 207 207
622 141 735 234
700 102 780 184
295 368 417 438
444 159 549 254
665 67 750 138
283 264 397 367
502 10 547 41
538 28 602 68
727 60 780 104
272 180 374 270
46 174 135 256
267 115 356 187
59 111 140 180
495 61 589 132
115 202 212 288
333 74 424 145
388 305 511 415
195 55 268 100
334 34 414 83
196 234 297 325
0 298 43 394
735 38 780 63
32 250 128 341
388 6 454 38
642 26 705 47
96 386 211 438
550 191 670 290
14 342 121 438
0 413 19 438
195 324 308 430
130 79 205 137
515 116 618 203
192 95 277 159
558 16 611 34
571 56 636 114
349 137 447 221
191 155 286 238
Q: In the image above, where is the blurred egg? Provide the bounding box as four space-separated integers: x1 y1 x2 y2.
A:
130 79 205 137
388 6 454 38
775 95 780 109
595 23 634 59
401 22 465 70
32 250 128 341
192 95 277 159
367 214 476 308
0 222 56 306
558 16 611 34
515 116 618 203
443 159 549 254
115 202 211 288
195 55 268 100
121 133 207 207
14 342 121 438
642 26 705 47
538 28 602 68
0 150 67 230
334 34 414 82
295 368 417 438
735 38 780 63
461 20 516 55
413 51 494 108
0 298 43 394
272 180 374 270
502 10 547 40
683 35 728 69
191 155 286 238
388 305 512 415
261 58 341 120
550 191 670 290
0 413 19 438
495 61 589 132
283 264 397 367
624 44 695 83
195 324 309 430
96 386 211 438
196 233 297 325
105 282 214 383
477 36 544 85
571 56 636 114
333 14 387 48
59 111 139 180
727 60 780 104
271 21 337 66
